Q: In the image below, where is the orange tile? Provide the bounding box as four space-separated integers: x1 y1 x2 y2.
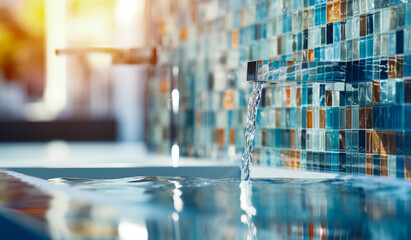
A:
373 81 380 104
297 87 302 106
307 49 314 62
215 128 225 147
346 107 352 129
307 108 313 128
381 156 388 177
327 0 341 23
180 26 188 41
340 0 347 19
290 130 295 149
223 89 234 110
276 109 281 127
373 130 380 154
230 128 235 145
320 107 326 129
240 9 246 27
232 29 239 48
366 131 373 154
332 1 341 22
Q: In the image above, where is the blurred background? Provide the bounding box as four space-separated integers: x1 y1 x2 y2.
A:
0 0 150 143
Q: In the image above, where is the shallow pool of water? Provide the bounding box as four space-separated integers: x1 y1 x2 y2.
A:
1 170 411 239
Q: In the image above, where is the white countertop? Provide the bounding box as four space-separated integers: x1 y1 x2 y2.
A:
0 141 337 179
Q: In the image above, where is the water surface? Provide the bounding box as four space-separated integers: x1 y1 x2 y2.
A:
1 170 411 240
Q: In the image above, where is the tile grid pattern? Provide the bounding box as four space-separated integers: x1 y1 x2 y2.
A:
147 0 411 179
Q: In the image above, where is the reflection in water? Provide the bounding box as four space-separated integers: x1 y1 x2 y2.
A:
240 181 257 240
0 170 411 239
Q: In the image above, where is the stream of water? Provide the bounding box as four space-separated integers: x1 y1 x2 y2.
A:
241 81 264 181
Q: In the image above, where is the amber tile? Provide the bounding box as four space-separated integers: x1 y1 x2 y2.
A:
346 107 352 129
327 1 341 23
223 90 234 110
366 130 373 153
366 155 373 175
359 106 366 129
397 56 404 78
290 129 295 149
380 131 387 155
373 130 380 154
232 29 239 48
373 81 380 104
276 109 281 127
365 106 373 129
307 108 313 128
326 91 333 106
360 14 367 37
308 49 314 62
333 1 341 22
388 131 396 155
380 155 388 177
230 128 235 145
388 57 396 78
340 0 347 19
215 128 225 147
405 157 411 180
320 107 326 129
296 151 301 169
297 87 302 106
286 87 291 107
240 9 246 27
180 26 188 41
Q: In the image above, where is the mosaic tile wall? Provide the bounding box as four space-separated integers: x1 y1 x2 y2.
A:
146 0 411 179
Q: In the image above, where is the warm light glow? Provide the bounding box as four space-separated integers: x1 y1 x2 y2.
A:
171 181 183 212
171 144 180 167
44 0 67 116
118 221 148 240
114 0 143 24
171 89 180 113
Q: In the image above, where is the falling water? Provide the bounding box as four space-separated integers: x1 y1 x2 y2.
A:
241 81 264 181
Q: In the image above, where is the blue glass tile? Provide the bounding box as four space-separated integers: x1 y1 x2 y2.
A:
347 0 353 17
373 105 380 129
339 153 347 173
366 36 373 57
373 155 381 176
404 105 411 130
367 13 374 35
359 154 366 175
334 22 341 43
396 131 404 155
404 131 411 155
397 30 404 54
388 32 396 56
352 154 358 173
321 4 327 24
327 23 333 45
380 58 388 80
406 3 411 28
360 38 366 59
332 153 339 172
396 155 404 178
303 29 308 50
405 54 411 77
